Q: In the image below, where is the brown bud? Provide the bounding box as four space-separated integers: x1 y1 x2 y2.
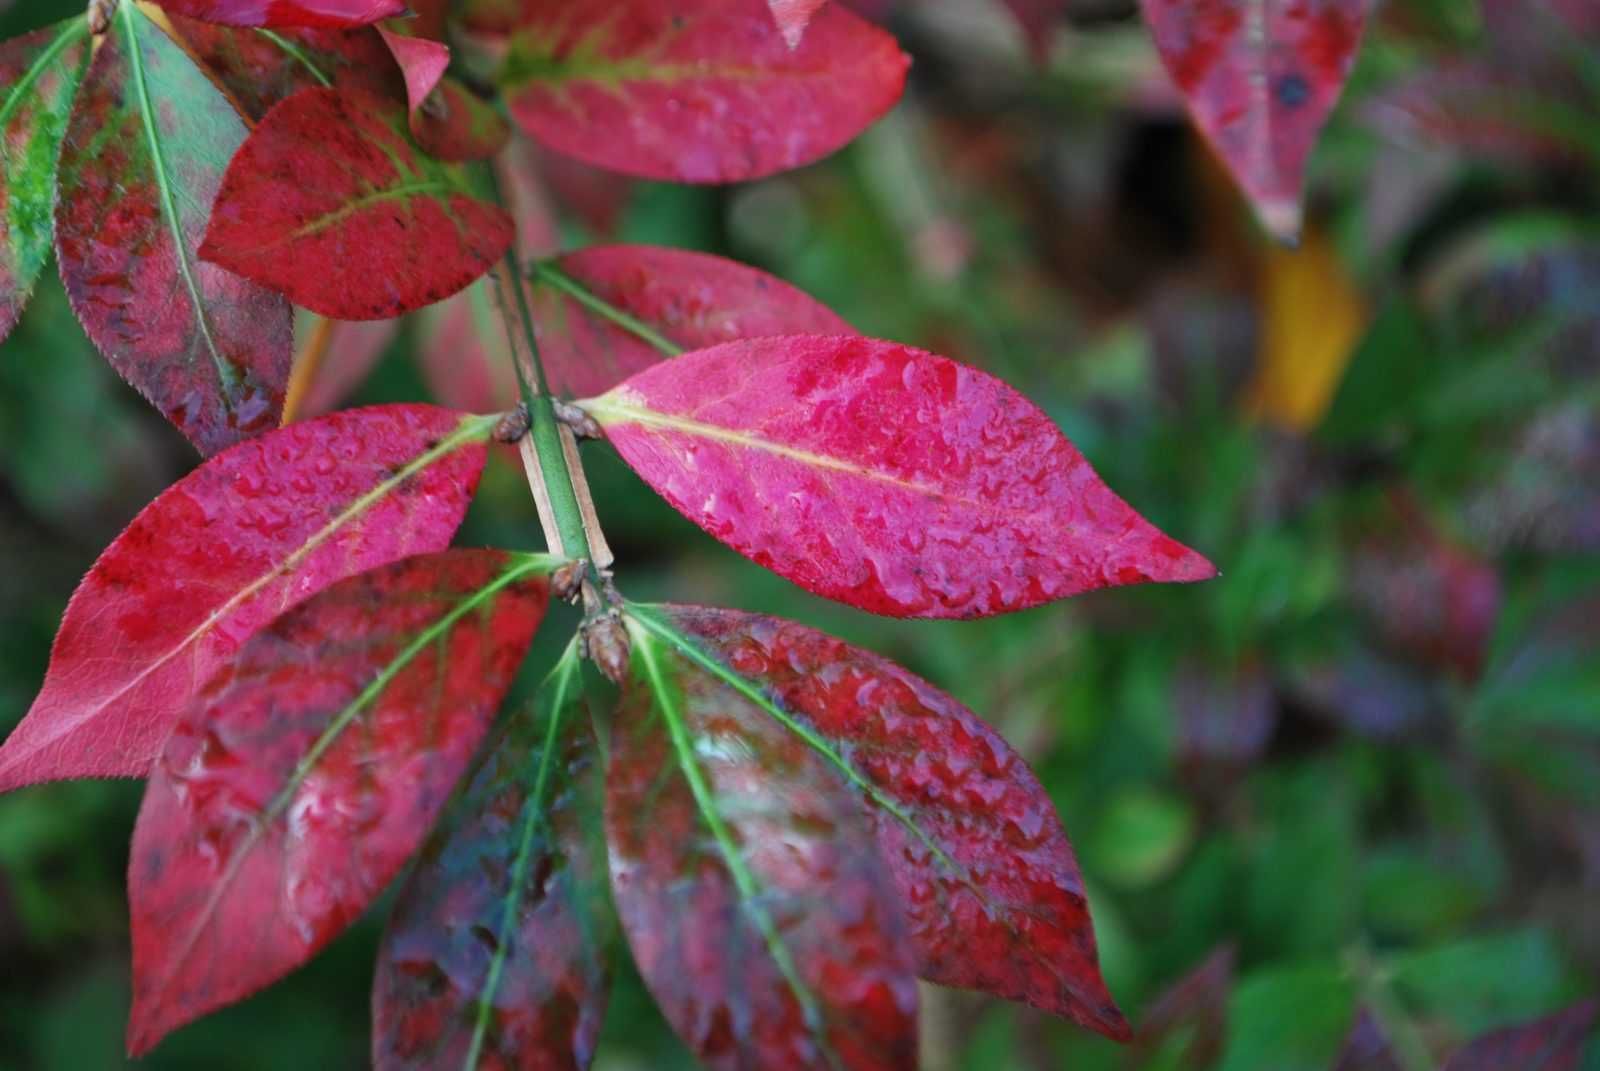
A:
551 560 585 603
493 404 531 443
88 0 116 35
584 615 631 684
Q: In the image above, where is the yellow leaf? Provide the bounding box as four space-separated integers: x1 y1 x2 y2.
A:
1244 227 1367 430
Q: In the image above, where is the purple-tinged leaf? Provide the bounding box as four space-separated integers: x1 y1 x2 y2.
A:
373 649 609 1071
609 618 919 1070
127 550 553 1055
583 336 1215 619
1136 946 1235 1067
0 406 494 793
1443 1000 1598 1071
1334 1008 1403 1071
55 2 293 454
0 17 91 344
631 605 1131 1039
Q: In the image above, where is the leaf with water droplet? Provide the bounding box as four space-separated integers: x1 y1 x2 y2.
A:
373 647 611 1071
498 0 909 183
158 0 407 29
0 405 496 794
0 17 91 345
530 244 854 398
631 605 1131 1040
610 620 919 1070
55 2 293 454
582 335 1216 619
1139 0 1369 241
127 549 554 1057
199 86 514 320
767 0 829 47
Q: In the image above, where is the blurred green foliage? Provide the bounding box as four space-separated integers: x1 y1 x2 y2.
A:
1 0 1597 1068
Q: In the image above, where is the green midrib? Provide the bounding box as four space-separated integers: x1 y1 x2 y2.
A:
631 627 842 1069
154 552 559 993
0 17 87 133
256 28 332 88
119 0 238 398
463 643 581 1070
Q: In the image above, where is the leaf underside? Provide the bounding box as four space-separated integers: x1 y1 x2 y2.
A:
199 86 514 320
609 624 919 1070
499 0 910 183
586 335 1216 619
635 604 1131 1040
55 2 294 454
127 549 553 1056
0 405 493 792
373 649 611 1071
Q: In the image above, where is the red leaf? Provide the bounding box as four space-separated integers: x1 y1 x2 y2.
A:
530 244 855 398
768 0 830 47
373 651 609 1071
1442 1000 1599 1071
636 605 1130 1039
127 549 553 1056
157 0 406 29
0 18 92 345
500 0 909 183
413 78 512 162
55 3 293 454
1135 946 1235 1065
583 335 1215 618
0 406 494 793
1000 0 1066 62
169 20 401 121
1139 0 1369 241
610 622 918 1070
199 87 514 320
378 26 449 109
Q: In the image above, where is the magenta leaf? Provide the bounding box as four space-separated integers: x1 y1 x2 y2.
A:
581 335 1215 618
499 0 909 183
630 604 1131 1039
199 87 514 320
529 244 854 398
373 646 610 1071
768 0 830 46
55 1 293 454
127 549 555 1055
1139 0 1369 240
0 406 496 793
610 616 919 1070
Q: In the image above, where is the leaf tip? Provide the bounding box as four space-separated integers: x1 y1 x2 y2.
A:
1256 195 1305 246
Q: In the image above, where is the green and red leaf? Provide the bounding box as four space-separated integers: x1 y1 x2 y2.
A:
157 0 406 29
0 406 495 793
199 86 514 319
55 2 293 454
609 621 919 1070
499 0 909 183
0 17 91 344
373 648 610 1071
530 244 854 398
171 19 401 122
632 605 1131 1040
127 549 554 1056
1140 0 1369 241
582 335 1215 619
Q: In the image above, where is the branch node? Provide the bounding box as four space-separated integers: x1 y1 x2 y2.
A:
578 576 630 683
493 403 532 443
553 399 603 440
89 0 115 35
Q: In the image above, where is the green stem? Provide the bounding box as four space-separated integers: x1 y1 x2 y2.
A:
529 260 685 358
1349 946 1436 1071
